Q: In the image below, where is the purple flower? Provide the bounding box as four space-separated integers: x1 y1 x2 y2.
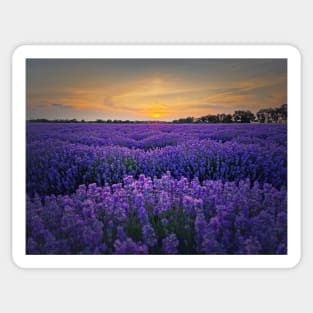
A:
243 237 262 254
116 226 127 241
161 218 169 226
26 123 287 255
142 224 157 247
162 234 179 254
114 238 148 254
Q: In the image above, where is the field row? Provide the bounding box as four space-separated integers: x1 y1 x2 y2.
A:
27 173 287 254
26 123 288 255
27 137 286 196
27 123 287 150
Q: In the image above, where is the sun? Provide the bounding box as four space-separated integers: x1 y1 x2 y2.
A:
152 113 161 119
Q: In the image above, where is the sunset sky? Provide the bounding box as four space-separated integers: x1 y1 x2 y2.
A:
26 59 287 121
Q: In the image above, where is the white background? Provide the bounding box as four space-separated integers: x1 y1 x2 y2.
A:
0 0 311 312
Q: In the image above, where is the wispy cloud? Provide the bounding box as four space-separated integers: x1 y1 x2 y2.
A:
26 59 287 120
51 103 73 109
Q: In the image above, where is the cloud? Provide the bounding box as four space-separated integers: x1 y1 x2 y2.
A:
51 103 73 109
186 103 231 111
26 59 287 120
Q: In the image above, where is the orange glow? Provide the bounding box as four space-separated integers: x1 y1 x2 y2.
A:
152 113 161 119
26 59 287 121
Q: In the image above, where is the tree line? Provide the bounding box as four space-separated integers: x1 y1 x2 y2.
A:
173 104 287 124
27 104 287 124
27 118 168 124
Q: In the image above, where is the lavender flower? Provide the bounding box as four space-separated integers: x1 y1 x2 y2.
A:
162 234 179 254
26 123 287 255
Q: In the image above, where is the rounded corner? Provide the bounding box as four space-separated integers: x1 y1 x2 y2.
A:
285 252 302 269
284 44 302 60
11 251 27 270
12 44 29 61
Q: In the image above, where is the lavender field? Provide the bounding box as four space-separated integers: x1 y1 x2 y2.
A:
26 123 287 255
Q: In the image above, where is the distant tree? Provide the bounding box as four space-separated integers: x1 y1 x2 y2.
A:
207 115 218 123
256 109 267 123
232 110 255 123
198 114 213 123
27 118 50 123
223 114 233 123
276 103 287 122
256 104 287 123
173 116 194 123
217 114 225 122
198 114 218 123
216 113 233 123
